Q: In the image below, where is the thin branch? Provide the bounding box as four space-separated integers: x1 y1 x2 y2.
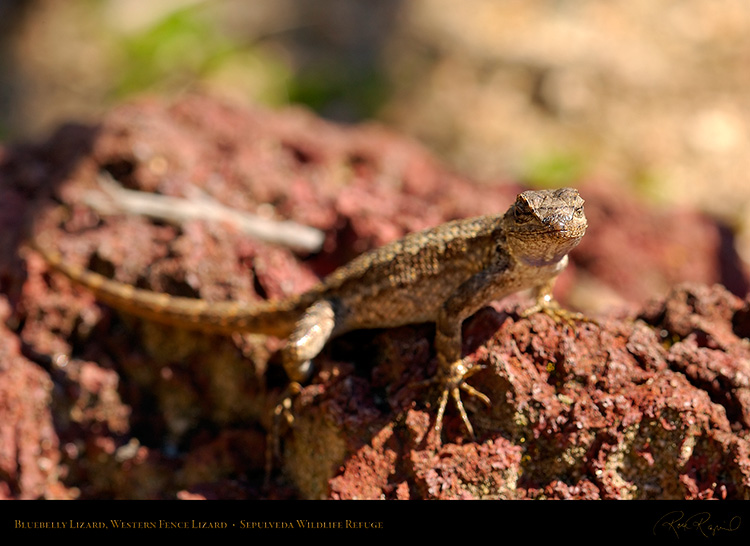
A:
82 172 324 252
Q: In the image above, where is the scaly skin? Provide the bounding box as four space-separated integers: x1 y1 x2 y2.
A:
32 187 589 438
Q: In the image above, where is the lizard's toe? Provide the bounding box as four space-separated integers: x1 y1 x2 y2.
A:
522 298 598 329
432 359 490 439
265 381 302 481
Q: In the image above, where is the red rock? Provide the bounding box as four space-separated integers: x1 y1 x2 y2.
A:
1 95 748 498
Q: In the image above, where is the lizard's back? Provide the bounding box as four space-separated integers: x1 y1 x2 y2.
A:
319 215 506 331
33 214 505 337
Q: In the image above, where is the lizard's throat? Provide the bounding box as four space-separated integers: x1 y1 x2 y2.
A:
518 253 569 267
509 232 583 267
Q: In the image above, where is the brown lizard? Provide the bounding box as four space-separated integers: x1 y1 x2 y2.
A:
31 187 589 438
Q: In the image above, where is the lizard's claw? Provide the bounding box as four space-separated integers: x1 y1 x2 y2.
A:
431 359 490 439
522 295 597 329
265 381 302 483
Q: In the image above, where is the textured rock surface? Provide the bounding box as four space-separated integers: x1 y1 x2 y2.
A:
298 283 750 499
1 95 749 499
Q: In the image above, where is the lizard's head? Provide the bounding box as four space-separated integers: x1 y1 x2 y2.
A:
504 187 587 266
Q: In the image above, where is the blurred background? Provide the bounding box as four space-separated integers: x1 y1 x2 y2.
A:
2 0 750 254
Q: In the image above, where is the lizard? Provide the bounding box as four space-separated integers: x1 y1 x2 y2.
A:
31 187 590 438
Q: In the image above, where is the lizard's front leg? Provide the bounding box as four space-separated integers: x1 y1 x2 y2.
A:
433 318 490 438
431 269 505 438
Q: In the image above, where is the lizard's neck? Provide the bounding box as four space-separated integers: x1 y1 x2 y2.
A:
514 254 568 277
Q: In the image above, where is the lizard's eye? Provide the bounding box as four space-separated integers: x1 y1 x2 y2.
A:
574 207 584 217
513 201 533 223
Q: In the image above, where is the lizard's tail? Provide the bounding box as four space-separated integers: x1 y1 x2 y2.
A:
30 238 302 338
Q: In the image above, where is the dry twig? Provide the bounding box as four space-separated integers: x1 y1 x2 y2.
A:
82 173 325 252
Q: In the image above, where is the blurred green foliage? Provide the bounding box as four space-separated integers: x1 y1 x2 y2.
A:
110 3 388 120
286 66 389 120
112 5 291 105
520 151 588 188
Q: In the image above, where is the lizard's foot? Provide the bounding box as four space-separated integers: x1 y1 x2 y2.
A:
265 381 302 483
432 359 490 439
521 294 598 328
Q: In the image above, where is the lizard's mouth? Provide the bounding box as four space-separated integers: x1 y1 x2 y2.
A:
551 227 586 238
513 225 587 239
508 225 586 266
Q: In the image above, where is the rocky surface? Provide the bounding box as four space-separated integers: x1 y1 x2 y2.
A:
1 95 749 499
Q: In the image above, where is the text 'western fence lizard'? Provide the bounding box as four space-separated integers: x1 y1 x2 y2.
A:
33 187 590 437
